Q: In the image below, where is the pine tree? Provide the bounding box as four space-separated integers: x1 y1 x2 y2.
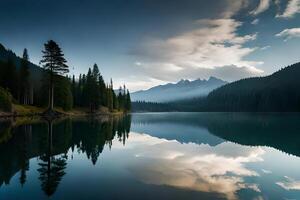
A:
107 79 114 111
125 89 131 111
92 64 101 110
19 48 30 104
71 75 76 106
117 86 124 110
40 40 69 111
83 68 95 112
98 73 106 106
54 76 73 111
77 74 82 106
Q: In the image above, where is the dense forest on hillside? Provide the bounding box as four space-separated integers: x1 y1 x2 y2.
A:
205 62 300 112
0 42 131 114
133 62 300 112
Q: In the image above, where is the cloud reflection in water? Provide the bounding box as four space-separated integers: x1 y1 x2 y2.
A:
113 132 265 200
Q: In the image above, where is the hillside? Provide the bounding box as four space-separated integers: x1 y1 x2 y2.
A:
205 62 300 112
131 77 227 102
0 43 44 87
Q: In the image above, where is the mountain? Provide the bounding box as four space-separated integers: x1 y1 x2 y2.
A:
132 62 300 112
131 77 227 102
204 62 300 112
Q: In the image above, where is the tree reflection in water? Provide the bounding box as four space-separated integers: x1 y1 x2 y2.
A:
0 115 132 196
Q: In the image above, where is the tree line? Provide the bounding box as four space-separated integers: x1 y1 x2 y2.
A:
0 40 131 113
70 63 131 112
0 49 32 111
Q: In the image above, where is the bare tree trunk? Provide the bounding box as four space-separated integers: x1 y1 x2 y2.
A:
50 85 54 110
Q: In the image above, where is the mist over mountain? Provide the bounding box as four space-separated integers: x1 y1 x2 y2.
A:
131 77 227 102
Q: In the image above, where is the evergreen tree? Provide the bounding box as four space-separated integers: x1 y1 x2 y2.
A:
71 75 76 106
54 76 73 111
83 68 94 112
113 90 119 110
107 79 114 111
125 89 131 112
92 64 101 109
40 40 69 111
19 48 30 104
76 74 82 106
117 86 124 110
98 73 106 106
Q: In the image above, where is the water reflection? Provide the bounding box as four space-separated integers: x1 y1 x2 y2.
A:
121 133 263 200
37 120 67 196
0 115 131 196
131 113 300 156
0 113 300 200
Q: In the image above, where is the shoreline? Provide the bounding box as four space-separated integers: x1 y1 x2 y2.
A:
0 105 126 119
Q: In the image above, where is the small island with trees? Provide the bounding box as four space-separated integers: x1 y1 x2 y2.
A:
0 40 131 118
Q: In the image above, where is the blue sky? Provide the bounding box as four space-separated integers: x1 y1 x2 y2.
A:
0 0 300 91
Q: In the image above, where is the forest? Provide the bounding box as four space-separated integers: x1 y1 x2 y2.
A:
0 41 131 114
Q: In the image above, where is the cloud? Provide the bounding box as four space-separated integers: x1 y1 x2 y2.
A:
114 75 168 92
261 169 272 174
135 61 142 66
276 0 300 18
276 176 300 190
260 45 271 50
222 0 250 18
132 18 263 83
113 132 264 200
250 0 271 15
136 63 263 83
251 19 260 25
276 28 300 40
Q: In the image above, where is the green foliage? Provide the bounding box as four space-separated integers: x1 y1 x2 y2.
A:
19 48 31 104
36 75 73 111
73 65 131 113
0 87 12 112
54 77 73 111
40 40 69 110
125 89 131 111
0 59 18 99
0 42 131 113
205 62 300 112
40 40 69 75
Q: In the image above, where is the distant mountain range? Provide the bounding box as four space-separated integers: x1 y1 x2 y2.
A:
131 77 227 102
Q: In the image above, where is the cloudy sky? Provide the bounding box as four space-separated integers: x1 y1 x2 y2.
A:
1 0 300 91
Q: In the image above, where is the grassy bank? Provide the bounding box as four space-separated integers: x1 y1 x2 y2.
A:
0 104 126 118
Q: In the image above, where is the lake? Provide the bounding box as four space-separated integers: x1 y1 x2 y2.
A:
1 113 300 200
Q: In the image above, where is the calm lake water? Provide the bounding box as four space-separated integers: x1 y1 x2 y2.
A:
1 113 300 200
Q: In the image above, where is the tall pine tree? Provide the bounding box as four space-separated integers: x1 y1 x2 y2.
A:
40 40 69 111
